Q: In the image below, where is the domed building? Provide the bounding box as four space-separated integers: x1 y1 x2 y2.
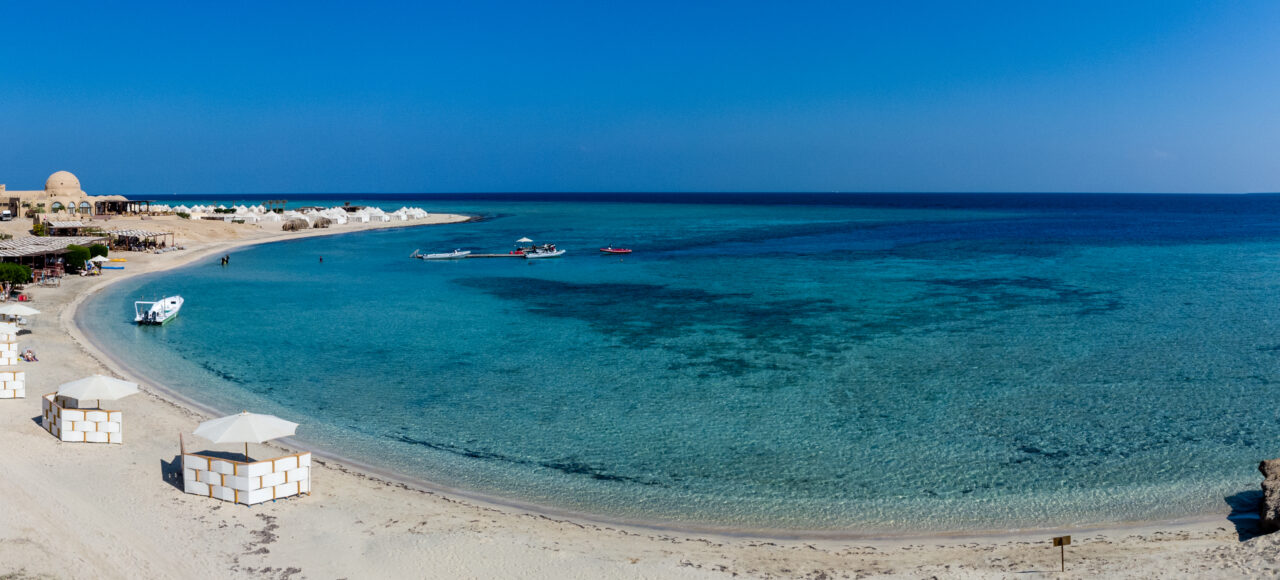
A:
0 170 132 218
45 171 81 195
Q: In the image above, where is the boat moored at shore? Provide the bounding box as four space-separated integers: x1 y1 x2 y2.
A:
135 296 183 325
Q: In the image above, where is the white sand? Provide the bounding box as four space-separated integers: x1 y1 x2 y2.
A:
1 214 1277 579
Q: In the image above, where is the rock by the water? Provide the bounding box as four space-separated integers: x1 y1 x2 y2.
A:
1258 460 1280 532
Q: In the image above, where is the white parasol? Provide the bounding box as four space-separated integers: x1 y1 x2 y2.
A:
193 411 299 459
57 375 140 408
0 304 40 316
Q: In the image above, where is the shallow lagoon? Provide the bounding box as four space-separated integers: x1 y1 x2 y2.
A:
81 194 1280 531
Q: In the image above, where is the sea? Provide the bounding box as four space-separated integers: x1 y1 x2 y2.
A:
77 193 1280 533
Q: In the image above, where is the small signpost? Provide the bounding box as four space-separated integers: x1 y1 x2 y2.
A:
1052 535 1071 572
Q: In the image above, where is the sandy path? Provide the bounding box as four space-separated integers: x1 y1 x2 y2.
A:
1 214 1278 579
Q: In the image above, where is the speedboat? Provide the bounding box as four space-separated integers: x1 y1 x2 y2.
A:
420 249 471 260
135 296 183 325
524 249 565 259
600 246 632 254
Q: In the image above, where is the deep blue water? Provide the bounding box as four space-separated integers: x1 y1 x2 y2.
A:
81 193 1280 531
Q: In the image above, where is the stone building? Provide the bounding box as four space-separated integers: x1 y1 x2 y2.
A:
1 171 131 217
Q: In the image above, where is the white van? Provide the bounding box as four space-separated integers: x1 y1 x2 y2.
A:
0 210 12 221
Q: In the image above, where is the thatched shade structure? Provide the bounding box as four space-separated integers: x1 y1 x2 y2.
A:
281 218 309 232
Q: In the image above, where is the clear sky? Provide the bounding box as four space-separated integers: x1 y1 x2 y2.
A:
2 1 1278 194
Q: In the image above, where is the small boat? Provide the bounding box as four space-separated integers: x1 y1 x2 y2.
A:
135 296 183 325
600 246 632 254
524 249 565 259
417 249 471 260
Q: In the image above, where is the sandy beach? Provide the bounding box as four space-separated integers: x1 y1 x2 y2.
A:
0 214 1277 579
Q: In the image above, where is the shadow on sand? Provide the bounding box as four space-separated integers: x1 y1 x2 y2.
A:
160 455 184 491
1225 490 1267 541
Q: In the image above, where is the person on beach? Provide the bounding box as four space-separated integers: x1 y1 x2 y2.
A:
21 349 36 362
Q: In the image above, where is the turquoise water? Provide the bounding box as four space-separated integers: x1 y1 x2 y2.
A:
80 194 1280 532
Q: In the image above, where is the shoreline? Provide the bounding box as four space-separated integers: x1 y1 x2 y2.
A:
0 210 1270 578
64 216 1234 543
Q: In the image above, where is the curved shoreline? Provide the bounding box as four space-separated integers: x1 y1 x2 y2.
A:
62 219 1233 542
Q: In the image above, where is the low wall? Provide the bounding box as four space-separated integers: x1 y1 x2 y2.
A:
182 451 311 505
0 341 17 365
0 367 23 399
41 393 123 443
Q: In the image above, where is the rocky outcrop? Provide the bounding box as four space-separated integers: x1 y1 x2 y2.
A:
1258 459 1280 532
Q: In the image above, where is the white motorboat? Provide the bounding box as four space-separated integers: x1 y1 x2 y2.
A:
524 249 566 259
417 249 471 260
135 296 183 325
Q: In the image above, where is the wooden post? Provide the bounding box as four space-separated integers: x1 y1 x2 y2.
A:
1052 536 1071 572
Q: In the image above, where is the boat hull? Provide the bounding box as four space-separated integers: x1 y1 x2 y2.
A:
420 250 471 260
524 250 566 259
135 296 183 325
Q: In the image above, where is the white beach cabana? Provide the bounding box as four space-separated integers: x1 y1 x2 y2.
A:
0 322 19 367
0 366 24 400
180 411 311 505
41 375 139 444
0 321 24 399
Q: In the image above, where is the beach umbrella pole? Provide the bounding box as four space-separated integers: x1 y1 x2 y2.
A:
245 442 250 461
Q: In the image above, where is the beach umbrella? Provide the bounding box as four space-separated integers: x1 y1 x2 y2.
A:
0 304 40 316
0 304 36 327
516 237 533 243
57 374 139 409
88 255 110 263
193 411 299 460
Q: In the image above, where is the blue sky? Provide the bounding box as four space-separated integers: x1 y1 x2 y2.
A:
2 1 1278 194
